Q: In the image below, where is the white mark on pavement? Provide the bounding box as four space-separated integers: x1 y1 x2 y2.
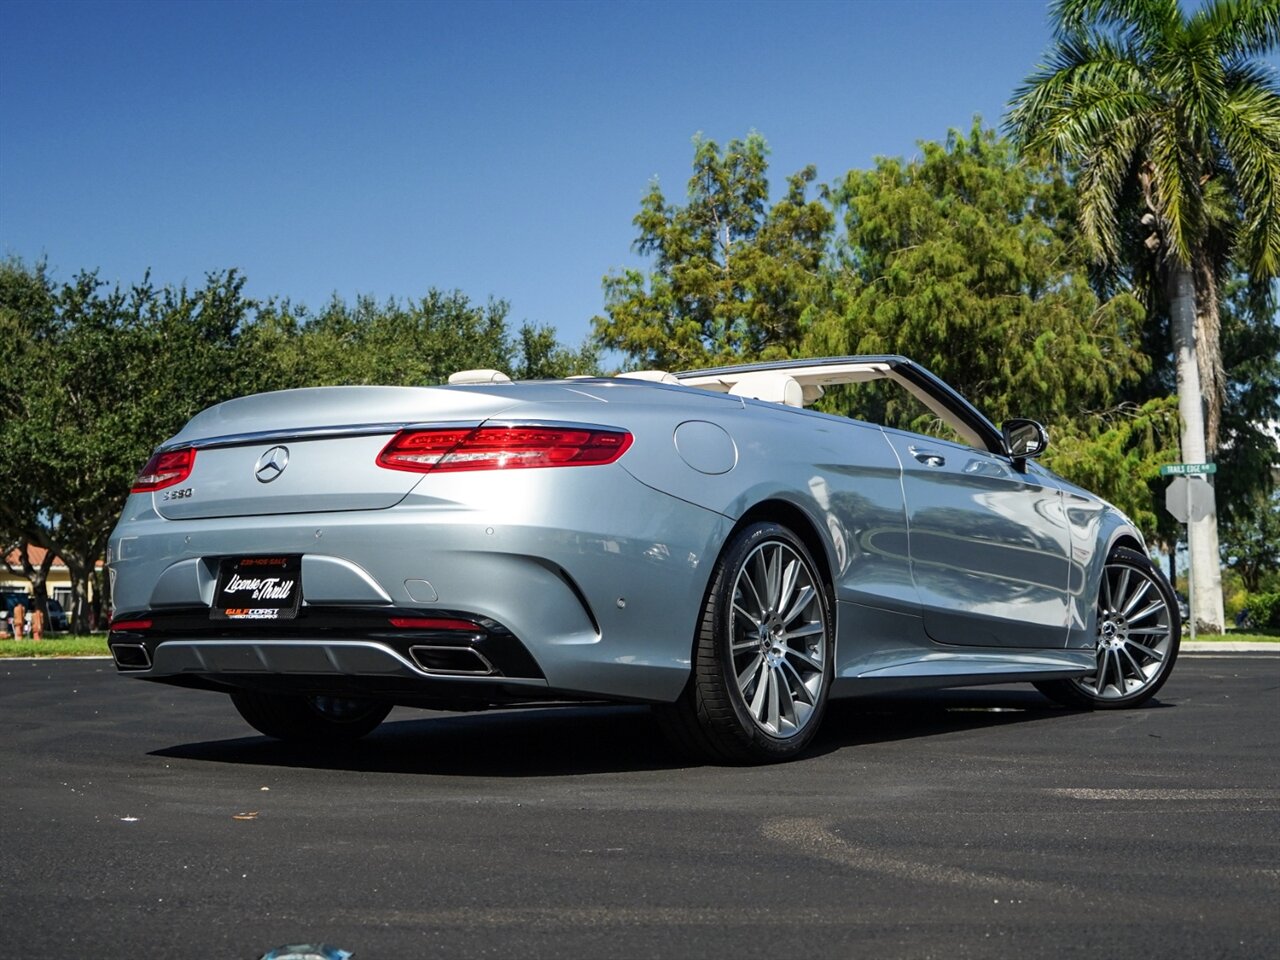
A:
760 816 1060 897
1050 788 1280 801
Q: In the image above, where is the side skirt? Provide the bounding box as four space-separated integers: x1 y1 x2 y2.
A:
831 647 1093 699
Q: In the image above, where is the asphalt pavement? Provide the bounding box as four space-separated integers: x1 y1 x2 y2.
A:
2 654 1277 960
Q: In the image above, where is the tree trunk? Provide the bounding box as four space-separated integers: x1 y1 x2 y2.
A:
64 558 92 635
3 540 56 628
1167 264 1225 632
1194 255 1226 454
90 565 107 630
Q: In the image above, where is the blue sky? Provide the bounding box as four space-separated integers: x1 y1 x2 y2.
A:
3 1 1106 346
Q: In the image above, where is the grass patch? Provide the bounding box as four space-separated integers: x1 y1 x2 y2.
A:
1223 630 1280 643
1191 626 1280 643
0 635 110 658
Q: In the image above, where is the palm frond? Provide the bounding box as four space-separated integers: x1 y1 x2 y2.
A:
1148 118 1204 264
1197 0 1280 59
1218 82 1280 274
1223 57 1280 96
1038 87 1159 163
1052 0 1181 49
1008 31 1148 145
1076 116 1148 260
1158 16 1229 149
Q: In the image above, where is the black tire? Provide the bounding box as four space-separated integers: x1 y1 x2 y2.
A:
1035 546 1181 710
654 521 835 764
230 691 392 742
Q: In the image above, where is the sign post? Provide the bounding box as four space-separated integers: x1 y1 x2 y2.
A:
1160 463 1219 641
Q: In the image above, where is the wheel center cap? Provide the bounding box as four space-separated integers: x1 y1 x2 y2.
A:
1100 619 1128 647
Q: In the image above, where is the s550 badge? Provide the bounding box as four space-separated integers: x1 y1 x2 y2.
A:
161 487 193 501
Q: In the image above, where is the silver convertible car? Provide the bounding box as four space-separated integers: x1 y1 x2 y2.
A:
107 356 1180 763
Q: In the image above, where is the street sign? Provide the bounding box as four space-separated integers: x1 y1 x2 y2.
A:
1160 462 1217 476
1164 476 1216 523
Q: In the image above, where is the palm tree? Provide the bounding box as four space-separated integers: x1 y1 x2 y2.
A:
1008 0 1280 631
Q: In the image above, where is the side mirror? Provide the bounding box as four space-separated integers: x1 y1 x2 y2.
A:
1002 418 1049 460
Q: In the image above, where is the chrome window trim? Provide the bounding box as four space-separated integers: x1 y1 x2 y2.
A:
159 419 630 454
160 422 478 453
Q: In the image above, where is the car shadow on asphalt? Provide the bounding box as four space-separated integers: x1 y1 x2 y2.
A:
148 686 1143 776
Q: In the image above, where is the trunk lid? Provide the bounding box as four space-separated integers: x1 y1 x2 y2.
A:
152 385 519 520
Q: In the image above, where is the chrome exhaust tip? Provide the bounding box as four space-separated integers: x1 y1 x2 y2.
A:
408 644 495 676
111 643 152 670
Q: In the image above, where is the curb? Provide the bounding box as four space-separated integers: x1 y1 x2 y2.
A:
1181 641 1279 652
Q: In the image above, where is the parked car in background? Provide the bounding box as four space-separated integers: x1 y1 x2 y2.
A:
106 355 1182 762
46 598 70 632
2 593 31 638
2 593 70 636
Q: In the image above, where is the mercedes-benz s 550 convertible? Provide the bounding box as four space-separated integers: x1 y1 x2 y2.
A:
107 356 1180 763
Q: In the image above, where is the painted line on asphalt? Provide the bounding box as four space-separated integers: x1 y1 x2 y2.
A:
1049 788 1280 801
329 905 927 928
761 816 1067 897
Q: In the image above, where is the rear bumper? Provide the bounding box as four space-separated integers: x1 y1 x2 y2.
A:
108 467 731 703
108 606 563 707
110 603 542 674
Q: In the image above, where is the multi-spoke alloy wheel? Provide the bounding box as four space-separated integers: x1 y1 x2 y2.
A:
1035 546 1180 710
654 521 834 763
729 540 827 737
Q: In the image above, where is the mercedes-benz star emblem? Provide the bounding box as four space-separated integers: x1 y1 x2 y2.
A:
254 446 290 483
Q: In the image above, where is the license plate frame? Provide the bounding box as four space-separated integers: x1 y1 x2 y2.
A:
211 555 303 621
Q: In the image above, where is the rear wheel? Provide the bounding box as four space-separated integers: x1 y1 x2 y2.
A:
1035 546 1180 709
230 691 392 742
655 521 834 763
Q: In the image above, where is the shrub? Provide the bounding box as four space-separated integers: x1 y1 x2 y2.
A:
1245 592 1280 629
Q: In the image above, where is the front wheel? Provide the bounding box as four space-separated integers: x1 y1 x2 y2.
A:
1035 546 1180 709
655 521 834 763
230 691 392 742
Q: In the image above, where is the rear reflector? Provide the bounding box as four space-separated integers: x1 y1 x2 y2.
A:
377 425 632 473
109 619 153 632
131 448 195 492
389 617 481 631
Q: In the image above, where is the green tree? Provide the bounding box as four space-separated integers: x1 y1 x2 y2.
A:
594 133 834 369
1221 490 1280 592
806 123 1179 533
1007 0 1280 629
254 291 513 389
512 323 599 380
1215 276 1280 523
246 297 595 389
0 262 257 631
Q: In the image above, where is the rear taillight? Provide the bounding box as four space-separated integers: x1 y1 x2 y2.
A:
389 617 480 631
109 619 152 632
376 426 632 473
131 448 195 492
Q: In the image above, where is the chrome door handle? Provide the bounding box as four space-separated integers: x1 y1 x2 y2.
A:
912 451 946 467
